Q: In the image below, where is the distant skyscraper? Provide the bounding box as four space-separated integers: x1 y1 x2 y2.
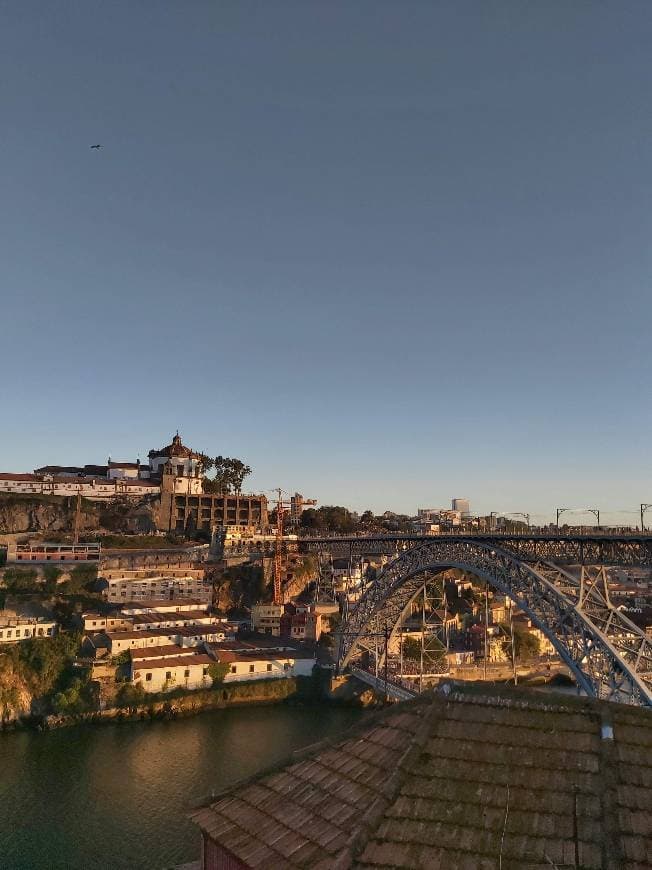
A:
452 498 470 517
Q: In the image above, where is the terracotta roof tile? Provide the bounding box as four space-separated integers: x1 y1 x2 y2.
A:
190 687 652 869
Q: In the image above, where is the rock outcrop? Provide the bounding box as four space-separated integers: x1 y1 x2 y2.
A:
0 495 99 535
0 661 33 726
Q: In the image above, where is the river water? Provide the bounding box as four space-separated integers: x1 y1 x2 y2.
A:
0 705 365 870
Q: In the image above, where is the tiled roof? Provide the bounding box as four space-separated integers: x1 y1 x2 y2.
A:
191 685 652 869
211 649 316 664
133 653 213 671
130 644 191 660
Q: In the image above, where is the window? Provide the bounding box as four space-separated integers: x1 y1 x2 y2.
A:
146 673 152 682
284 663 290 671
184 669 190 678
266 664 272 672
166 671 172 680
230 665 237 674
249 664 255 673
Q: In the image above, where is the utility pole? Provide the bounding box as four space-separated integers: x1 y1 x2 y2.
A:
508 599 517 686
73 486 82 545
384 622 389 704
641 504 652 533
483 583 489 681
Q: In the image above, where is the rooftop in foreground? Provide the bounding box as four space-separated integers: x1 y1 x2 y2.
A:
191 683 652 869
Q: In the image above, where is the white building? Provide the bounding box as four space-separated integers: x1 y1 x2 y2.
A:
452 498 471 518
0 473 159 500
102 624 232 655
251 604 284 635
80 612 134 633
121 598 210 615
212 649 316 683
0 433 205 500
130 649 214 693
0 615 57 644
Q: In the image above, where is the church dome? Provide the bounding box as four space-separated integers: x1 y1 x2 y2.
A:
148 432 200 460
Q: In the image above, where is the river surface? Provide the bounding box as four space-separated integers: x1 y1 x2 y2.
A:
0 705 365 870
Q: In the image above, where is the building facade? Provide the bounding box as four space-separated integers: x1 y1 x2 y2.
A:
0 616 57 644
100 574 212 604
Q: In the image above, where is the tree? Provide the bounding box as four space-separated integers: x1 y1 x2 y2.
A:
64 564 98 595
500 623 540 663
116 682 146 710
402 637 421 661
208 662 230 686
42 566 62 593
300 506 356 534
203 456 252 494
52 677 95 716
3 568 40 594
198 454 214 475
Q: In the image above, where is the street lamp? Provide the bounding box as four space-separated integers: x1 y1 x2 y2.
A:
641 504 652 533
556 508 600 529
556 508 571 529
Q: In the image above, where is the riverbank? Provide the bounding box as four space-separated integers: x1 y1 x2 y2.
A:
1 669 382 733
1 675 320 732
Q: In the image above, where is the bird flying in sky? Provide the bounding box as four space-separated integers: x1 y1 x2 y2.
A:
90 144 101 149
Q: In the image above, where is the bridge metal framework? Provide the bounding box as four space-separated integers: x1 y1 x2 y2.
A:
299 532 652 566
336 539 652 707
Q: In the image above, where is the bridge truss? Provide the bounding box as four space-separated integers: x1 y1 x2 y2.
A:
337 539 652 707
299 533 652 566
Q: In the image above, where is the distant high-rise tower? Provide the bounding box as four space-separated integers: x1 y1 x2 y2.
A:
452 498 470 517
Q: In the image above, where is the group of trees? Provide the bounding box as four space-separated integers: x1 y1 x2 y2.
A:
299 506 358 534
299 506 414 535
200 456 252 494
2 564 97 597
1 632 82 709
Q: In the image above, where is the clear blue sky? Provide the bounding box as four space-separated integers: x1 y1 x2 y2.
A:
2 2 651 523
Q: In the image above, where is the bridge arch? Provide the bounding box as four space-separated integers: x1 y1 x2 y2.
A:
339 539 652 707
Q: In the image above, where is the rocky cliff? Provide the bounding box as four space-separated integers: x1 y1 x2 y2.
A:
0 494 100 535
0 661 33 726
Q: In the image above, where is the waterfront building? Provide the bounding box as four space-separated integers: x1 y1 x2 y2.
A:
130 651 214 693
208 647 315 682
190 685 652 869
0 614 57 644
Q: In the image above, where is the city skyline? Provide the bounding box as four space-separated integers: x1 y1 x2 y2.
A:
2 3 651 520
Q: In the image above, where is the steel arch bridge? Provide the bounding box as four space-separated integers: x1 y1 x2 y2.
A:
338 538 652 707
